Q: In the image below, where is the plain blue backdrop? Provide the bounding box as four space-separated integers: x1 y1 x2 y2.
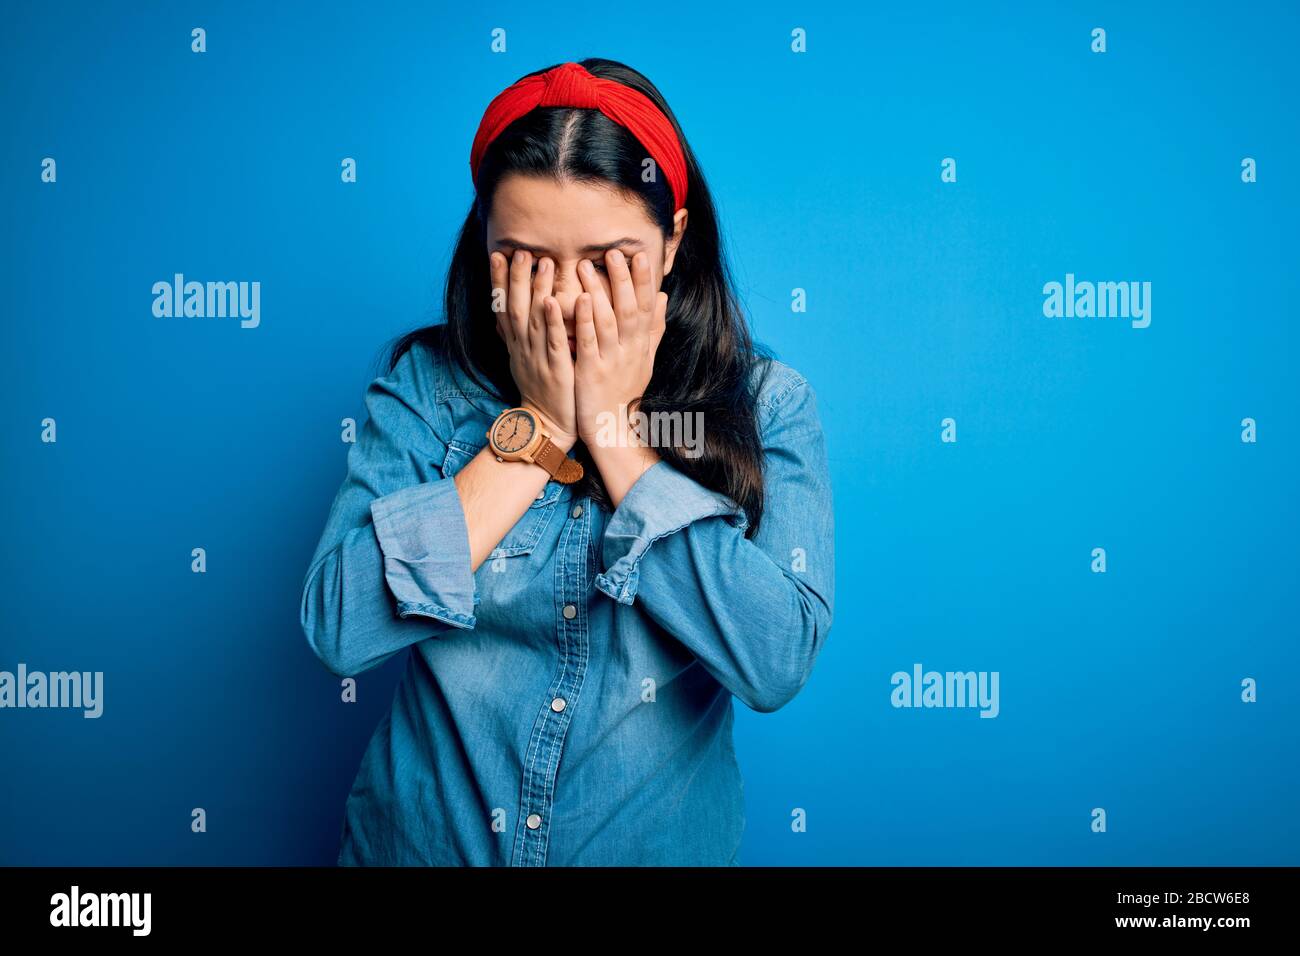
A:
2 1 1296 865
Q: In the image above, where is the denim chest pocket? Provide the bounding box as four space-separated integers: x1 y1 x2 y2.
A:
440 438 562 557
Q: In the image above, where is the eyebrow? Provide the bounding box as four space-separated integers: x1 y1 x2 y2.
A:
493 237 646 255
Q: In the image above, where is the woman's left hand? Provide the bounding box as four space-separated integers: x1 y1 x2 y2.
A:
572 249 668 506
572 249 667 447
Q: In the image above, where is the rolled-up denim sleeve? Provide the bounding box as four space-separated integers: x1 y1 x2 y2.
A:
300 341 477 678
594 373 835 713
368 479 477 627
593 462 747 605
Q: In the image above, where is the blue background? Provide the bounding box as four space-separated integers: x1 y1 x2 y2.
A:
2 1 1296 865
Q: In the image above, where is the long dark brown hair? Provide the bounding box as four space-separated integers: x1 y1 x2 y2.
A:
388 57 772 534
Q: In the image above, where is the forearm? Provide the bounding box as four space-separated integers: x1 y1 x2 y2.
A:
591 375 836 714
301 517 464 677
455 439 570 571
621 520 831 713
587 417 661 508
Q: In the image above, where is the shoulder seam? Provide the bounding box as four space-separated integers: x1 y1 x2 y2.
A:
382 338 452 442
755 361 809 411
412 334 491 403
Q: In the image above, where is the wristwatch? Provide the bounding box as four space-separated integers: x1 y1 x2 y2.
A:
485 406 584 484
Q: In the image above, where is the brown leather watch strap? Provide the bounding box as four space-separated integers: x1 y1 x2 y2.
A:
532 436 584 484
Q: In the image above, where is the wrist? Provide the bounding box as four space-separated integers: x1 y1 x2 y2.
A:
519 402 577 453
589 441 661 509
546 426 578 454
579 403 646 450
590 438 660 471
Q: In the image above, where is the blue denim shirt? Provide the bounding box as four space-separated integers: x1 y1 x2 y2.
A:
300 336 834 866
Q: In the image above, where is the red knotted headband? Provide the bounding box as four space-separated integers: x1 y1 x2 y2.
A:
469 61 689 210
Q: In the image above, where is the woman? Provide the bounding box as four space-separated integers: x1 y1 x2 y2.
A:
300 58 835 866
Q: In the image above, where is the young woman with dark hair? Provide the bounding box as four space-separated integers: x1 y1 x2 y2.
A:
301 58 834 866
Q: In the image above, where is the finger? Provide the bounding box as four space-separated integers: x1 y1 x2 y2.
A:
508 249 533 354
578 258 619 350
574 292 600 361
489 251 511 344
605 249 640 335
629 250 656 315
529 257 554 351
543 295 571 369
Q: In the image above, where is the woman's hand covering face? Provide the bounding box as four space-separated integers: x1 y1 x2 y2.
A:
489 248 579 449
572 248 667 445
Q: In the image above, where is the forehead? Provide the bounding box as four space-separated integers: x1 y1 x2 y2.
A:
485 174 658 249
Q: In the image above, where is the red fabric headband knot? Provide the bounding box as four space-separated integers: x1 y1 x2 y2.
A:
539 62 602 110
469 62 689 210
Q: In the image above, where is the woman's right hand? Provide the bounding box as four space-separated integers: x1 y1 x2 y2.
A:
489 250 578 451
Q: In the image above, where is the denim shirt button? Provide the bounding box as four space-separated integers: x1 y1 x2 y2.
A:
570 504 583 519
525 813 542 830
550 697 567 713
562 604 577 619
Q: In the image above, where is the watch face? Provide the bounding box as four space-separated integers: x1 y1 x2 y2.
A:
491 409 536 454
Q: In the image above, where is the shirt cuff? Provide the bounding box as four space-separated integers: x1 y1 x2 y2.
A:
369 478 478 628
594 460 749 606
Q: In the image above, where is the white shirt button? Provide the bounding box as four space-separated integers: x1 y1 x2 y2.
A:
562 604 577 619
535 488 546 500
571 504 583 519
526 813 542 830
550 697 567 713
